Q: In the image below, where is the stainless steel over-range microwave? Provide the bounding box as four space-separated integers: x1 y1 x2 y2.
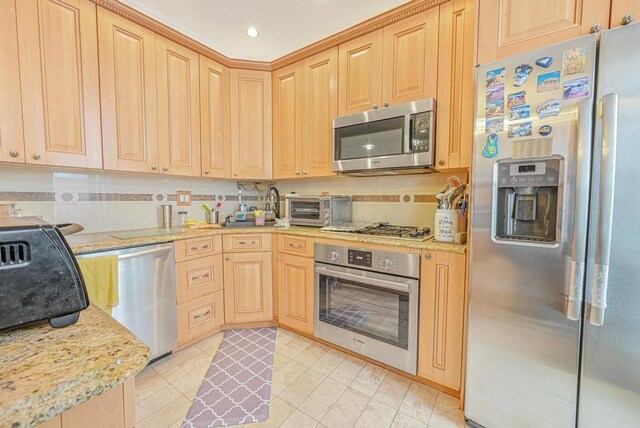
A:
333 98 435 174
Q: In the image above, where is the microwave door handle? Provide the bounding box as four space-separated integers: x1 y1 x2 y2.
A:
404 115 412 154
315 265 411 293
590 93 619 327
567 98 592 321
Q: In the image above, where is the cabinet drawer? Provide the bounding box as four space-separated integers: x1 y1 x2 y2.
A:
278 235 314 257
223 233 272 252
176 254 223 303
175 235 222 261
177 290 224 344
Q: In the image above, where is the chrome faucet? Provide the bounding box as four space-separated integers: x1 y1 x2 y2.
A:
265 185 280 218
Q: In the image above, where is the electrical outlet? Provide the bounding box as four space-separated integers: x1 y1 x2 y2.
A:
176 191 192 206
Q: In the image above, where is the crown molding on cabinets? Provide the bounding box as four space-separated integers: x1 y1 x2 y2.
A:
271 0 449 70
88 0 447 72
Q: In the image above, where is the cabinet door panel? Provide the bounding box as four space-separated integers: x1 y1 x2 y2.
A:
382 10 439 105
200 56 231 178
157 37 200 176
277 253 314 334
418 250 466 390
17 0 102 168
273 63 303 179
230 69 272 179
224 252 273 323
477 0 610 63
98 7 158 173
0 0 25 164
610 0 640 28
338 30 383 115
302 48 338 178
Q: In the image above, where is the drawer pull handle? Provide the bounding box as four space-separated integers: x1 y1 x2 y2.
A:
193 309 211 320
288 243 303 249
191 272 210 281
238 241 257 245
191 244 210 251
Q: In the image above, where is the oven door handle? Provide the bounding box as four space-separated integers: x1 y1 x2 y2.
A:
315 265 412 293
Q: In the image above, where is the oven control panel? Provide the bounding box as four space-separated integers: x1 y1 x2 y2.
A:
348 249 372 267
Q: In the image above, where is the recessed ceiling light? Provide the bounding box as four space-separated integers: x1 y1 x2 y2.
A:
246 27 259 38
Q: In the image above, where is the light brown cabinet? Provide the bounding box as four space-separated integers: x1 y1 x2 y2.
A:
156 36 201 177
435 0 474 170
477 0 610 64
0 0 25 164
200 56 232 178
223 251 273 323
98 7 159 174
381 9 439 106
418 250 466 391
16 0 102 169
338 30 383 115
273 63 303 179
276 252 314 334
610 0 640 28
230 69 273 180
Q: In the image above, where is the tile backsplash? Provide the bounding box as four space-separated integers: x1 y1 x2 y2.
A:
0 165 465 233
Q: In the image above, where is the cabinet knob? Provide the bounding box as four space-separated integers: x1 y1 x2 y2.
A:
622 14 634 25
295 171 300 175
9 150 19 158
590 24 602 33
424 253 432 260
383 101 389 107
234 172 238 176
225 256 231 261
162 166 169 172
373 104 379 109
303 170 307 175
151 164 158 170
438 160 445 166
204 170 210 175
32 153 41 161
277 256 283 261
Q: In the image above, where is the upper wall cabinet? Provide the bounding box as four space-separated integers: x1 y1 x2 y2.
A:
338 30 383 115
477 0 610 64
200 56 231 179
156 36 201 177
16 0 102 169
382 9 439 106
435 0 474 170
0 0 25 164
98 7 159 174
301 48 338 178
609 0 640 28
273 63 303 179
230 69 273 180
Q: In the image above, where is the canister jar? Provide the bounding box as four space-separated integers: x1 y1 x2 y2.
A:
434 209 458 242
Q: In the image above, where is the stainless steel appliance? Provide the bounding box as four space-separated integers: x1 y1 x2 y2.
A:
286 195 352 227
77 243 177 361
322 222 432 241
333 98 435 175
314 242 419 374
468 24 640 428
0 217 89 330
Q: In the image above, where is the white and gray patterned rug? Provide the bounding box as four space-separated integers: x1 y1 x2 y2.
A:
182 328 276 427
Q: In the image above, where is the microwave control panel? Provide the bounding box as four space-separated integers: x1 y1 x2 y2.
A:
411 111 431 153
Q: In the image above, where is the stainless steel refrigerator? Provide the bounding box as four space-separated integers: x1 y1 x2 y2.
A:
467 23 640 427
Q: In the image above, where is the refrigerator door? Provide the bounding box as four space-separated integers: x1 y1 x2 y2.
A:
579 23 640 428
466 34 597 427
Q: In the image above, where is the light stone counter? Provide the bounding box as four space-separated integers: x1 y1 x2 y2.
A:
0 306 150 428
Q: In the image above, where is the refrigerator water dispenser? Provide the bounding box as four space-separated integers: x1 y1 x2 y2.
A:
493 157 562 244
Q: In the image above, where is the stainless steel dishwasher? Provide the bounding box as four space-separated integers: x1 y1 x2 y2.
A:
77 243 177 362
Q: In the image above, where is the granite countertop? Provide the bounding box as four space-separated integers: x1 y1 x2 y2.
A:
0 306 150 428
68 225 467 254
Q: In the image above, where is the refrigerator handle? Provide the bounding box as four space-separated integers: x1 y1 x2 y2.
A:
589 93 619 326
567 99 593 321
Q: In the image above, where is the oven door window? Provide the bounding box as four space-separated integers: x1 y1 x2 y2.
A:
290 201 320 220
335 117 405 160
318 272 409 350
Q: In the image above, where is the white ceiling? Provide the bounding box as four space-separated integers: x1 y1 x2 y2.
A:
121 0 412 62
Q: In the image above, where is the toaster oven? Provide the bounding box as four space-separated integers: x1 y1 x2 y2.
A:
286 195 352 227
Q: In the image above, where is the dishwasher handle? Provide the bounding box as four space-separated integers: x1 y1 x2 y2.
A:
118 246 173 260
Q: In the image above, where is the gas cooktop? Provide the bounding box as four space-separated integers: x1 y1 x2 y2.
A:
322 222 432 241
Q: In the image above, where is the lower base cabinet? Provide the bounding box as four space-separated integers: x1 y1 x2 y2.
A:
276 253 314 334
223 251 273 323
418 250 466 391
177 290 224 345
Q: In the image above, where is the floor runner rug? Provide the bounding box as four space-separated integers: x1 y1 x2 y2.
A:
182 328 276 427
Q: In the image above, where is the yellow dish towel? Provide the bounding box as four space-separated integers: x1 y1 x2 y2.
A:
77 256 119 315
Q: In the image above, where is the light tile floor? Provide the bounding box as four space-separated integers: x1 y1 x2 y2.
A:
135 328 466 428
